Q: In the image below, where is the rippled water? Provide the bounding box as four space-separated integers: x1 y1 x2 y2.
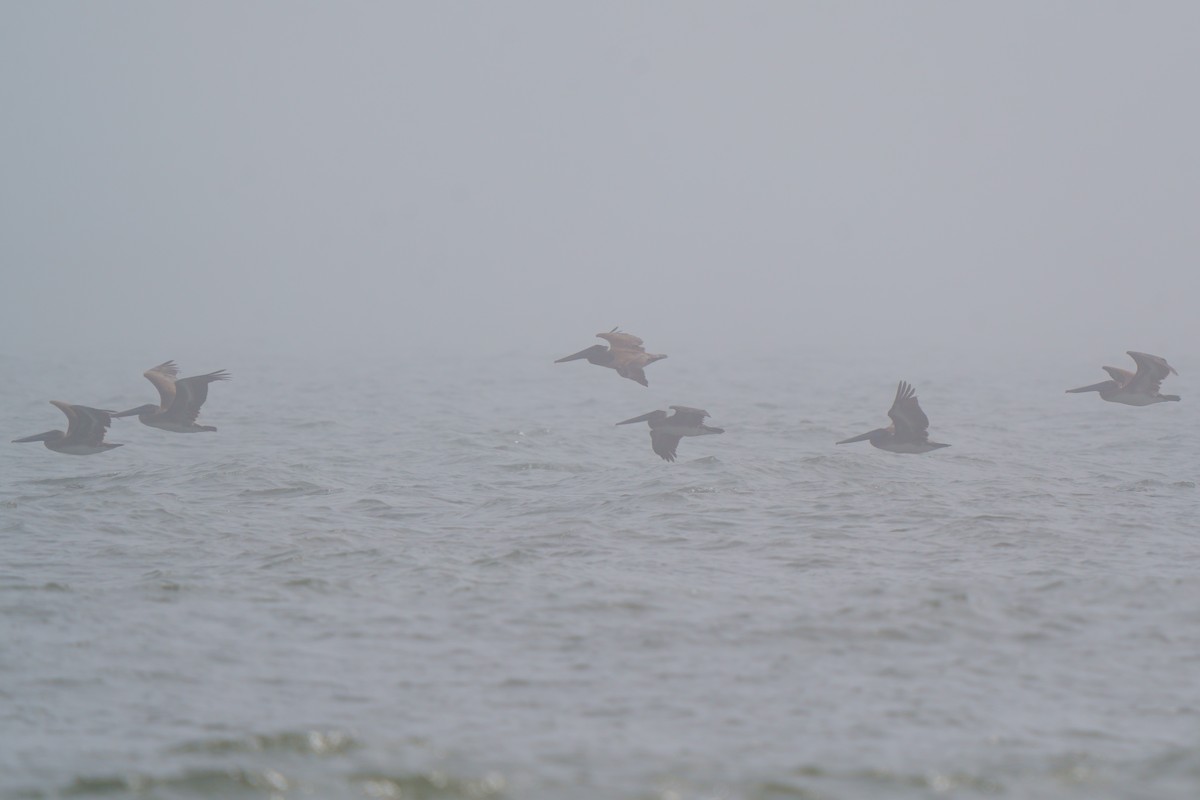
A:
2 350 1197 799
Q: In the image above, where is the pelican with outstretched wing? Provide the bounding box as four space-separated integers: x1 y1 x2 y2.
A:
617 405 724 462
13 401 123 455
1067 351 1180 406
555 328 667 387
837 381 950 454
115 361 230 432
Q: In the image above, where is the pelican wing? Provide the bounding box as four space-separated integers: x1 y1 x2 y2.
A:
1101 366 1135 387
49 400 80 436
51 402 114 446
616 365 648 386
73 406 116 446
887 381 930 444
597 331 646 353
668 406 710 426
612 352 651 386
1126 351 1177 395
650 430 682 462
163 370 230 425
143 361 180 410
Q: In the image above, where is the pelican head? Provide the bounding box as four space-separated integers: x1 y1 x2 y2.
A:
13 430 64 445
113 404 159 418
555 344 609 365
836 428 887 445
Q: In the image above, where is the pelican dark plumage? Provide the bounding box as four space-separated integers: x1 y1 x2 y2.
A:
617 406 724 462
555 329 667 387
114 361 230 432
1066 351 1180 406
837 381 950 454
12 401 123 455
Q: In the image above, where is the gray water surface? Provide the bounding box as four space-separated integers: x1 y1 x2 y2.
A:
2 351 1197 799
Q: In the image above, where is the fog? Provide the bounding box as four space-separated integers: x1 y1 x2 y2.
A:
3 3 1198 368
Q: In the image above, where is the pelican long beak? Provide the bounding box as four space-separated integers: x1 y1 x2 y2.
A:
554 348 592 363
1065 381 1109 394
112 405 151 418
616 412 657 425
836 431 875 445
13 431 53 443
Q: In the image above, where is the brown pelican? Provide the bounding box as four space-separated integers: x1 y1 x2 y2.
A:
837 381 950 454
12 401 123 455
555 329 667 387
1066 351 1180 405
617 406 724 462
114 361 230 432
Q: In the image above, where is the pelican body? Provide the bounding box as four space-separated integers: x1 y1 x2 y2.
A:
1067 351 1180 406
617 405 723 462
13 401 123 455
556 329 666 387
837 381 949 454
115 361 230 432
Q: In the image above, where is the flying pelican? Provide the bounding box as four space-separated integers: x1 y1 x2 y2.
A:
837 381 950 454
114 361 230 432
616 406 724 462
555 329 667 387
12 401 123 455
1066 351 1180 405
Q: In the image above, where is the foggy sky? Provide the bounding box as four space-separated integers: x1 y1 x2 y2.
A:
2 3 1198 366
